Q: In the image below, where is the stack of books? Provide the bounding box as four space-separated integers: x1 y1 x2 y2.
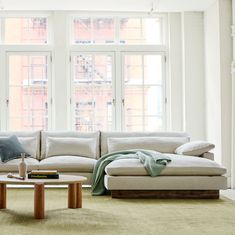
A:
28 170 59 179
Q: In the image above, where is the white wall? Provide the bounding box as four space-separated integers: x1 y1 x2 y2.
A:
204 0 232 184
219 0 232 183
182 12 206 140
168 13 184 131
230 0 235 188
168 12 206 141
204 1 221 162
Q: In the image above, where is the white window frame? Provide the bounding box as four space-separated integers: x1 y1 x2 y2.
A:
5 51 52 130
70 51 116 131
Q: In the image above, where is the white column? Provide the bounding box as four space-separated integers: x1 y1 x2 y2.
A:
168 13 184 131
181 12 206 140
218 0 232 188
204 1 221 163
231 0 235 189
51 12 70 130
205 0 232 187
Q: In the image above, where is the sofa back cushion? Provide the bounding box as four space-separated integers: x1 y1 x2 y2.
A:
41 131 100 159
101 131 190 156
0 131 40 159
107 136 189 154
46 137 97 159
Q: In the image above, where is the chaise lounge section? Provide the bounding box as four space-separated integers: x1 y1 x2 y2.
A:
101 131 227 199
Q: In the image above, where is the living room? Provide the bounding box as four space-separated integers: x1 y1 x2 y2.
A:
0 0 234 234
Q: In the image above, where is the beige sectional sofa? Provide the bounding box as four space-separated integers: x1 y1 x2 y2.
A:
0 130 227 198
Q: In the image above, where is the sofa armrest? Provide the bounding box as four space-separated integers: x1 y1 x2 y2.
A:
200 152 214 161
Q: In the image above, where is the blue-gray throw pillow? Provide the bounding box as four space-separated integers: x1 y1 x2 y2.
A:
0 135 30 163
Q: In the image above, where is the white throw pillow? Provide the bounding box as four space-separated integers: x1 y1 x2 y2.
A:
18 137 38 158
175 141 215 156
107 137 189 154
46 137 97 159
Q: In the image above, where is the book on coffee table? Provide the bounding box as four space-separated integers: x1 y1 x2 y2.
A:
30 170 58 175
28 174 59 179
28 170 59 179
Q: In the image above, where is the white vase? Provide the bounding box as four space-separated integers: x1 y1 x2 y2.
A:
18 153 27 178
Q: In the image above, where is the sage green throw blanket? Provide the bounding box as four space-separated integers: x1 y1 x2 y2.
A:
92 149 171 196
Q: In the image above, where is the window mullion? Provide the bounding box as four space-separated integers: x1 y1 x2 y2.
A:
115 16 120 44
91 18 94 44
1 17 5 44
91 54 95 131
142 54 145 131
115 51 122 131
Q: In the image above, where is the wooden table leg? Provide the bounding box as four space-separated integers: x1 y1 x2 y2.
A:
76 183 82 208
68 183 77 209
34 183 45 219
0 183 6 209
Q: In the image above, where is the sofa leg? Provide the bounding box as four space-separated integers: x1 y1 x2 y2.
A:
111 190 220 199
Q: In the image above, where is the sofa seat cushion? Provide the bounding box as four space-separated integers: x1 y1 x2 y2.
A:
105 154 226 176
0 158 39 172
38 156 97 172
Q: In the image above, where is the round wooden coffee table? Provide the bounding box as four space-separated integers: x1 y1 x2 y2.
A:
0 174 87 219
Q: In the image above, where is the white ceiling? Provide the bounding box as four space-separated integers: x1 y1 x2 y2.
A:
0 0 216 12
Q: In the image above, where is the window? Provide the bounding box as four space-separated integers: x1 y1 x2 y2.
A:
123 54 165 131
0 14 51 131
4 17 48 44
72 16 163 45
73 17 115 44
0 13 166 132
120 18 162 44
71 15 166 132
71 53 114 131
7 53 51 131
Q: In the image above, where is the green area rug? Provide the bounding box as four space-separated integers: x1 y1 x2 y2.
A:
0 188 235 235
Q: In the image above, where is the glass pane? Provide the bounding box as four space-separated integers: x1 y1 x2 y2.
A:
73 18 115 44
144 86 162 116
124 55 142 84
8 55 49 130
5 17 48 44
9 116 48 131
144 55 162 85
9 56 48 86
125 86 143 116
120 18 161 44
74 18 91 44
73 54 113 131
93 18 115 43
125 116 143 131
123 54 164 131
9 117 32 131
144 116 163 131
